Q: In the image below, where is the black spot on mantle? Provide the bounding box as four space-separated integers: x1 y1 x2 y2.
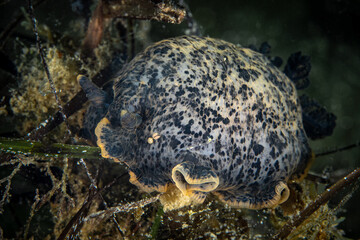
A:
170 136 181 150
253 144 264 156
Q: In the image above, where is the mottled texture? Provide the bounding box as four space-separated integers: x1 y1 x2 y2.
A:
91 35 312 210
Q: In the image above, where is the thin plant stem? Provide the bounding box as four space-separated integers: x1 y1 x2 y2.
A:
271 168 360 239
27 0 72 138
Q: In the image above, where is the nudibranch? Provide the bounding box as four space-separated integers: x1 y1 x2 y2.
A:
79 35 313 211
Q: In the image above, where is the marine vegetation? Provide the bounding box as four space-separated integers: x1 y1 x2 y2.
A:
0 0 359 239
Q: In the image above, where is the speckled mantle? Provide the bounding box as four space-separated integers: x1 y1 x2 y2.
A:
88 35 311 210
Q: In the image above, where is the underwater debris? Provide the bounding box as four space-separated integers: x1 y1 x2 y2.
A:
56 184 97 240
271 168 360 239
0 153 75 238
0 0 47 50
28 0 72 138
0 137 102 160
0 156 22 213
81 0 106 58
8 46 81 137
56 161 134 240
158 198 250 239
82 0 186 57
101 0 186 23
85 195 160 221
1 139 357 239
